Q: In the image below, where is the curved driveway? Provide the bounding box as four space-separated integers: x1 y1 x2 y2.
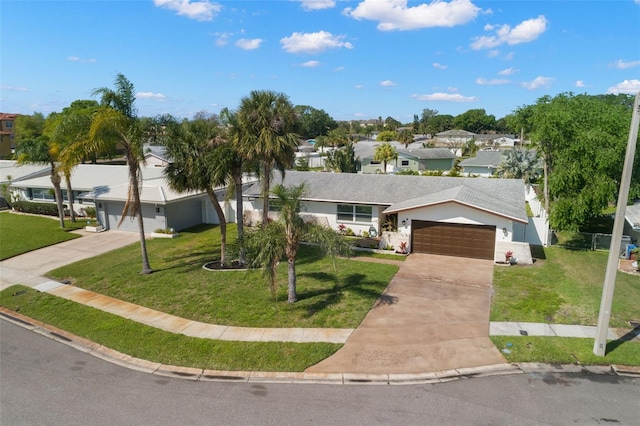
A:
307 254 506 374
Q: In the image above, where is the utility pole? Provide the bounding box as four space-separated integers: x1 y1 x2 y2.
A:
593 92 640 356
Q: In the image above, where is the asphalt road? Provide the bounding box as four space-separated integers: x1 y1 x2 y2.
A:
1 320 639 426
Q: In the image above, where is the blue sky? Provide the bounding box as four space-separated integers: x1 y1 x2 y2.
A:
2 0 639 123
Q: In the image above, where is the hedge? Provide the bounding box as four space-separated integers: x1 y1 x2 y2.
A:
12 201 65 217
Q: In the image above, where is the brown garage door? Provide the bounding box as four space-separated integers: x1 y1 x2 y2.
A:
411 221 496 260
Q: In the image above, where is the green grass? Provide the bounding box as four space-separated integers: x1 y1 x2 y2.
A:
491 336 640 366
0 212 86 260
48 224 399 328
492 246 640 328
0 286 339 371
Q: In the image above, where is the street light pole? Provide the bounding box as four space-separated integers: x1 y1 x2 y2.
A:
593 91 640 356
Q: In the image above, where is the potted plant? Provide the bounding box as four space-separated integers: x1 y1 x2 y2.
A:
505 250 513 264
396 241 408 254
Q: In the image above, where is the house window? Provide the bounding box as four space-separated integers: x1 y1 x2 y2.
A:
32 188 54 201
5 121 13 129
268 199 282 212
337 204 372 223
401 160 409 167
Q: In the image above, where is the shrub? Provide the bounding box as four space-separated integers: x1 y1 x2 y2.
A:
362 230 369 238
154 227 176 234
84 206 97 218
12 201 65 217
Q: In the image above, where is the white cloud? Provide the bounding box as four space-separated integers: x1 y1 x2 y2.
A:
0 85 28 92
486 50 500 58
281 31 353 54
236 38 263 50
153 0 221 21
607 79 640 94
380 80 397 87
334 66 345 71
214 32 231 46
471 15 547 50
302 60 320 67
432 62 447 70
297 0 336 11
136 92 167 101
610 59 640 69
498 67 518 76
343 0 480 31
476 77 509 85
67 56 96 63
411 92 476 102
521 76 554 90
355 84 364 89
575 80 586 88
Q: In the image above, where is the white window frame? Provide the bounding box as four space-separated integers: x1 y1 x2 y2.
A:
337 204 372 223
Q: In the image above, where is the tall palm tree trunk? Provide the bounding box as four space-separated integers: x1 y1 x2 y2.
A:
65 173 76 222
206 187 227 264
234 173 245 263
50 165 65 228
261 162 271 228
129 169 152 274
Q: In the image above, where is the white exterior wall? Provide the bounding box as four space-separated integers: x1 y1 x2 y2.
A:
244 199 382 235
395 202 517 251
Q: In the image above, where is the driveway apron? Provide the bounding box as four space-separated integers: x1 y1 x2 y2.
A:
306 253 506 374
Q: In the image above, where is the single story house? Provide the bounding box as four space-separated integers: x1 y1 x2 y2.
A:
244 171 528 260
9 163 247 233
459 151 504 177
624 203 640 244
354 142 455 174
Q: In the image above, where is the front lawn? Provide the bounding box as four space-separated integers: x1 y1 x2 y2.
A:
0 212 86 260
492 246 640 328
491 336 639 366
49 224 399 329
0 286 339 371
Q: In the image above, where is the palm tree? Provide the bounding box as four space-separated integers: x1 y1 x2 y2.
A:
48 103 97 223
235 90 299 227
497 147 540 183
14 136 66 228
219 108 250 263
90 73 152 274
164 117 235 264
374 142 398 173
398 129 413 148
244 183 352 303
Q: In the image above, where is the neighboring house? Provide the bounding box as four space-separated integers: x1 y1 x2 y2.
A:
624 203 640 244
0 113 19 160
244 171 528 260
143 144 170 167
434 129 476 145
354 142 454 174
9 163 239 233
0 160 50 206
459 151 504 177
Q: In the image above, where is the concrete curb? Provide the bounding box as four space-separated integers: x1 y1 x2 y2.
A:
3 309 638 385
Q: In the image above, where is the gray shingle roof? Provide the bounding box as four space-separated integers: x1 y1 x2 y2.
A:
459 151 504 167
625 204 640 230
399 148 455 160
246 171 527 222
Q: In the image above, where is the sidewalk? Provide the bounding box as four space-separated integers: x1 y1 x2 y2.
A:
23 279 627 343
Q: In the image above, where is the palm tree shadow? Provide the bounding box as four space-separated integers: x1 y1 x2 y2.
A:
296 272 387 318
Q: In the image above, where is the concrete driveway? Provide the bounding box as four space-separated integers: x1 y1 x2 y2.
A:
0 230 139 291
306 253 506 374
